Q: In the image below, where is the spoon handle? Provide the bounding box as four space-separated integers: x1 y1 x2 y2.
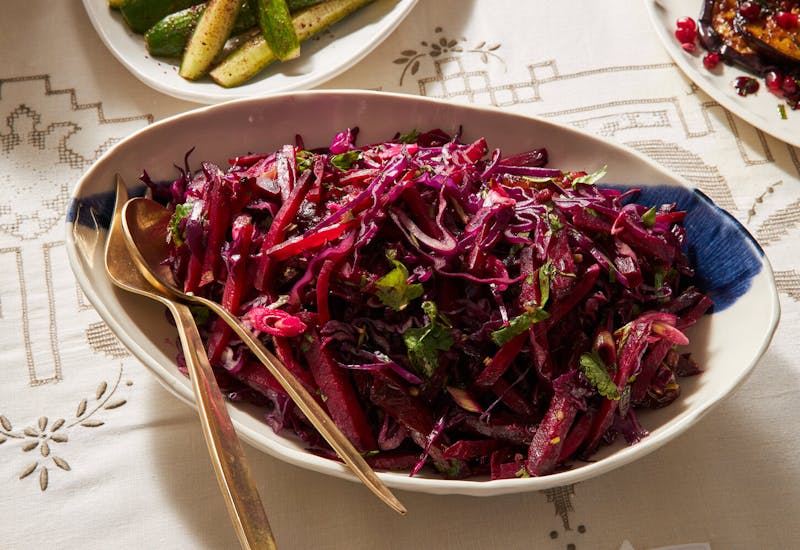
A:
169 301 277 550
197 300 407 516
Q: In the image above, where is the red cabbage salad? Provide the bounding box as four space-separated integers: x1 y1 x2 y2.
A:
142 127 712 479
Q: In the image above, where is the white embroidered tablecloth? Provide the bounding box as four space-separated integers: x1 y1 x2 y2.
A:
1 1 798 549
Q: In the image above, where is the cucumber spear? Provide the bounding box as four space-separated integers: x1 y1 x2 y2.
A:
210 0 374 87
180 0 242 80
257 0 300 61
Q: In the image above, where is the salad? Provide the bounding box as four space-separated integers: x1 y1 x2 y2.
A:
141 127 712 479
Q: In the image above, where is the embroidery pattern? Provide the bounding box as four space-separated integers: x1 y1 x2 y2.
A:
393 27 502 85
0 366 129 491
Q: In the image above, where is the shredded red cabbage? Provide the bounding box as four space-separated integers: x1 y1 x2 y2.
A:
144 127 712 479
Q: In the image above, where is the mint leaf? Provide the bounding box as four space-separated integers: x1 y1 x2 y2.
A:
641 206 657 228
433 458 462 478
491 307 549 347
168 203 193 247
573 165 607 186
538 260 555 308
579 351 619 400
189 304 210 326
331 150 361 171
403 301 453 377
398 129 419 144
375 258 424 311
296 150 314 171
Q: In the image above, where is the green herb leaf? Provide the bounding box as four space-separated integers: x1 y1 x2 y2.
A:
579 351 619 399
375 257 424 311
331 150 361 171
548 212 563 231
296 150 313 171
433 458 462 478
403 301 453 377
573 165 607 186
521 175 555 184
168 203 193 247
538 260 555 308
397 129 419 144
491 307 549 347
641 206 657 228
189 304 210 326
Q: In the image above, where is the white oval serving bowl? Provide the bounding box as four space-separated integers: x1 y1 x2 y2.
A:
66 90 780 496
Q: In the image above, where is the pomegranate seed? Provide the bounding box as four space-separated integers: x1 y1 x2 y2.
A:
782 76 799 95
765 70 783 91
776 11 799 29
681 42 697 53
675 27 697 44
703 52 721 70
733 76 759 96
676 16 697 30
739 1 762 20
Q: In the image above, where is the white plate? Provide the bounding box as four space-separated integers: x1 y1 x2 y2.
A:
66 90 779 496
82 0 418 104
644 0 800 148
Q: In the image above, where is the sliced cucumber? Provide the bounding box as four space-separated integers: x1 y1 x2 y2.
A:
210 0 374 87
145 0 257 58
179 0 242 80
256 0 300 61
119 0 203 34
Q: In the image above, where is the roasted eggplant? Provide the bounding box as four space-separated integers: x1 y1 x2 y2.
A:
698 0 773 74
699 0 800 75
734 1 800 70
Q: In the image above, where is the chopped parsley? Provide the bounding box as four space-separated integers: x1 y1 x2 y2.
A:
168 203 193 247
375 254 424 311
331 150 362 171
641 206 657 228
403 301 453 377
296 150 314 171
397 129 420 144
573 165 607 186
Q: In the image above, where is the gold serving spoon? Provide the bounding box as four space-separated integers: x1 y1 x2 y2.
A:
121 196 407 516
104 177 277 549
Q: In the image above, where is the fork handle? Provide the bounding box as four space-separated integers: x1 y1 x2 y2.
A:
170 301 277 550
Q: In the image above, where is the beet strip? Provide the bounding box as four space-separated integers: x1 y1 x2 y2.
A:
207 216 255 364
443 439 504 460
253 169 312 293
304 330 377 452
473 332 526 388
199 165 232 287
525 392 578 476
582 318 652 455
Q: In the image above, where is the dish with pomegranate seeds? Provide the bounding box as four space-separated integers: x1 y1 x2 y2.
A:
644 0 800 148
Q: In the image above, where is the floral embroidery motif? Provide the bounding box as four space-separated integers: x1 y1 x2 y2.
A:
0 365 129 491
393 27 503 85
